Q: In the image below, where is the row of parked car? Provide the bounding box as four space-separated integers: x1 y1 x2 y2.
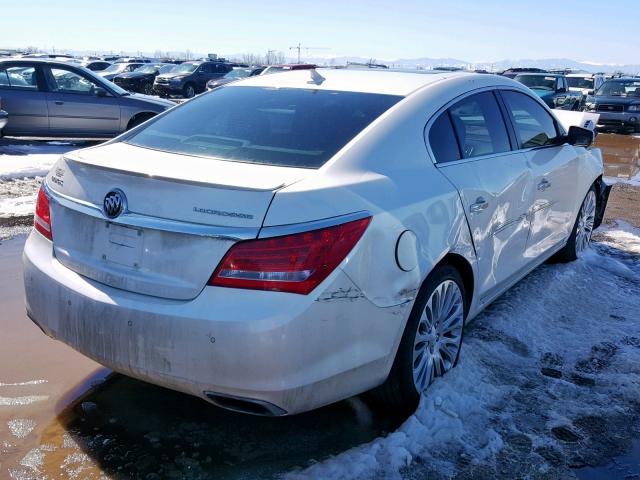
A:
0 53 639 138
501 68 640 133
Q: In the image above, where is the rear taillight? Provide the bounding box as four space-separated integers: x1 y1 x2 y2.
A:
34 186 52 240
209 216 371 295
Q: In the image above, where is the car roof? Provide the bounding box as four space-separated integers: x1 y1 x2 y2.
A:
514 72 562 77
232 67 496 96
0 58 87 67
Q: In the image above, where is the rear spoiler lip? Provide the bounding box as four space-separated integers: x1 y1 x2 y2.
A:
64 155 286 193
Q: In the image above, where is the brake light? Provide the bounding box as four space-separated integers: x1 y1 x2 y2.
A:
34 186 52 240
209 216 371 295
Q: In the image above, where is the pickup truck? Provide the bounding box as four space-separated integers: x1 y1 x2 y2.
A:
513 73 583 110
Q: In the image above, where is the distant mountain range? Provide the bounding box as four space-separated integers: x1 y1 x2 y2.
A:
302 56 640 74
6 47 639 74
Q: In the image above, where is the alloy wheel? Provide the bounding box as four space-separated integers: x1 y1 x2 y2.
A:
412 279 464 392
575 190 596 256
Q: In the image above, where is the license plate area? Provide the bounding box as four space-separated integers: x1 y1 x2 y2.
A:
99 223 144 268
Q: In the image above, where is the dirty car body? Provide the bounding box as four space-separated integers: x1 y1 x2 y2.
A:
23 70 609 415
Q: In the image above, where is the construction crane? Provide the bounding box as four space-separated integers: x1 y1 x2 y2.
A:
289 43 329 63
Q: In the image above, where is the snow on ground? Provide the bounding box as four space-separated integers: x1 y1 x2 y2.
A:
605 173 640 187
0 143 70 181
0 141 93 219
287 226 640 480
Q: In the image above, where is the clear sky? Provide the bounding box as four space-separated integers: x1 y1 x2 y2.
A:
2 0 637 64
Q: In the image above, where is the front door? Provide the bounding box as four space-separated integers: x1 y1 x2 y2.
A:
44 65 121 136
429 91 534 302
499 90 579 259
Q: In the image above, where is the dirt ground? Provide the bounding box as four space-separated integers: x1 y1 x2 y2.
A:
603 183 640 228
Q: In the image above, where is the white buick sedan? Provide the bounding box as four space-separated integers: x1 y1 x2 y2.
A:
23 69 611 416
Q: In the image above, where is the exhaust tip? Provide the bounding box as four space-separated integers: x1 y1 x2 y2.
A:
204 391 287 417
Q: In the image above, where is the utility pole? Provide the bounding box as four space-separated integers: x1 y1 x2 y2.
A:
290 43 303 63
289 43 329 63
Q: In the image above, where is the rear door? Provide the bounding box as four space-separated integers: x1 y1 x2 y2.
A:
0 63 49 135
428 91 534 301
43 65 121 136
499 90 580 258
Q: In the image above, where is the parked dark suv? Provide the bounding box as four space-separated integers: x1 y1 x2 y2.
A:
583 78 640 133
153 61 236 98
113 64 174 95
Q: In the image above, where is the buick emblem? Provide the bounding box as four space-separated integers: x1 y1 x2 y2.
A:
103 189 127 219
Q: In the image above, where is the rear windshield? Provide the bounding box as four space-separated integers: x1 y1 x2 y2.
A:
126 86 402 168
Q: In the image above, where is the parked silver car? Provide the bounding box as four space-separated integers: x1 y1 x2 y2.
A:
0 59 174 137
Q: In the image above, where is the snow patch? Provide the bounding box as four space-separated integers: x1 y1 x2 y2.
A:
286 227 640 479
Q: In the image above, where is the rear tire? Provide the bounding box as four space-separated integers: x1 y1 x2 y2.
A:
367 265 467 415
552 186 597 263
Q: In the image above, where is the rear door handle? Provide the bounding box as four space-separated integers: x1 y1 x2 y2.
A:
537 179 551 191
469 197 489 213
54 101 64 105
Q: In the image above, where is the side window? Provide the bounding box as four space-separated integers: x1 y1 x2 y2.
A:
200 64 211 73
0 66 39 90
428 111 460 163
48 68 99 95
448 92 511 159
501 91 560 149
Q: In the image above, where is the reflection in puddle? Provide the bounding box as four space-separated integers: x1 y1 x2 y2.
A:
34 374 405 479
594 133 640 179
576 438 640 480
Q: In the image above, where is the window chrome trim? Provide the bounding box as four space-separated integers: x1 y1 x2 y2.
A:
43 182 258 241
423 85 566 167
258 211 372 239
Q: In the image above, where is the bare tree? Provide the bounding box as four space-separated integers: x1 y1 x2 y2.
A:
242 53 264 65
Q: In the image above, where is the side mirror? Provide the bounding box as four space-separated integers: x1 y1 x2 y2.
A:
567 125 594 148
95 87 108 97
557 87 567 94
587 89 595 95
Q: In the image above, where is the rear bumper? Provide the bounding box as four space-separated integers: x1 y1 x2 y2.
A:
23 231 406 415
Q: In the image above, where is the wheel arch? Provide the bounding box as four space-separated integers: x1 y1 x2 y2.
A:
592 174 612 230
126 111 157 131
428 252 475 314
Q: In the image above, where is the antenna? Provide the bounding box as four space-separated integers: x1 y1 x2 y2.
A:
289 43 329 63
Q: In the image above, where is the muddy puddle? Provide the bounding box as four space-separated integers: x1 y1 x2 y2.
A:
0 237 404 479
594 133 640 179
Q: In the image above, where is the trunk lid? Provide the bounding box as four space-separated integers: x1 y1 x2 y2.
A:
46 142 309 300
